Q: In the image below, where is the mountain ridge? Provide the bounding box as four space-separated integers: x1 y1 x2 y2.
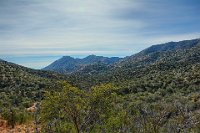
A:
65 38 200 89
43 38 200 75
114 38 200 67
43 55 122 73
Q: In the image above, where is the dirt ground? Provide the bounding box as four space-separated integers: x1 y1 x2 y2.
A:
0 119 35 133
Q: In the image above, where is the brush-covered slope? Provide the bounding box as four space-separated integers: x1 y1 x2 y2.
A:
0 59 66 107
117 38 200 67
0 60 65 88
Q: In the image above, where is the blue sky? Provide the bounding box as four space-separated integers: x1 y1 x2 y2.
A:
0 0 200 69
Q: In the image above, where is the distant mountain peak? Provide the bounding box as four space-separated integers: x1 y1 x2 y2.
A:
86 54 97 57
61 56 75 60
84 55 104 60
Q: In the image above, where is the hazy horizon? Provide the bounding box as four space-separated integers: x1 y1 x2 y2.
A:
0 0 200 68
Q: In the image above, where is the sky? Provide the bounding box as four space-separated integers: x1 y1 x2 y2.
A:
0 0 200 69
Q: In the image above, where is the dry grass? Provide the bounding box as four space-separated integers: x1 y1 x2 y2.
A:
0 119 36 133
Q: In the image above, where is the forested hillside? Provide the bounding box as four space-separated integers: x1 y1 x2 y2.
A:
0 59 67 105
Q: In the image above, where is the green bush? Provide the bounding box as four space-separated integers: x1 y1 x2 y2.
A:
1 108 32 128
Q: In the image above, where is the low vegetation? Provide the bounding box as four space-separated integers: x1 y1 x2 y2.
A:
40 82 200 132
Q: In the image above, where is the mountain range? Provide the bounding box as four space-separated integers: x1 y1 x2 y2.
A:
43 55 121 73
0 38 199 88
43 39 200 75
1 38 200 90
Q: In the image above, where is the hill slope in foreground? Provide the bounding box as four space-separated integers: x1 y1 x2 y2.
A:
0 60 65 116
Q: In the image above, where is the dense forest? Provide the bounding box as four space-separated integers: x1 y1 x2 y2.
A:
0 38 200 132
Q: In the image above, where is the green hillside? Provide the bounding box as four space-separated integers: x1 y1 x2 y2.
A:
0 59 65 120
